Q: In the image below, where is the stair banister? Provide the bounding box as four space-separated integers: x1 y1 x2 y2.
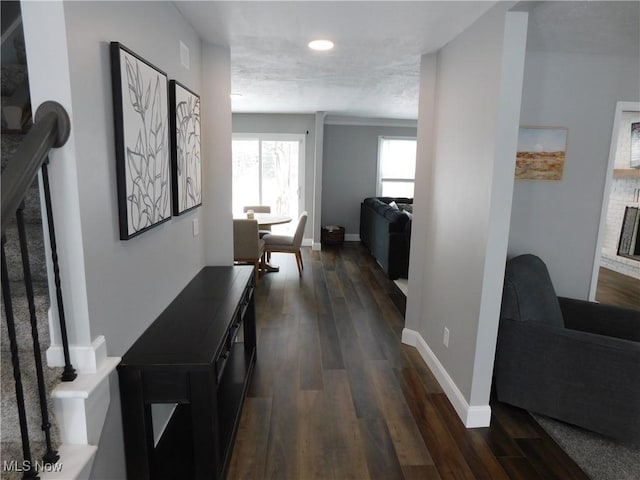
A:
1 236 39 479
1 99 76 476
16 203 60 463
1 101 70 233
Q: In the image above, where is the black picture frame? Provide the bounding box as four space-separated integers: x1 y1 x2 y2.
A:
110 42 171 240
169 80 202 215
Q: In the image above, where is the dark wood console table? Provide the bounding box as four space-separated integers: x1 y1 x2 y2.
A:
118 266 256 479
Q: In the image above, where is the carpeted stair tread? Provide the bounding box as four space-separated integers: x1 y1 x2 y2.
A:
1 349 62 446
1 95 9 130
1 189 44 228
2 224 48 284
0 281 58 448
12 185 42 225
1 440 61 480
1 282 51 352
1 64 27 97
1 132 25 169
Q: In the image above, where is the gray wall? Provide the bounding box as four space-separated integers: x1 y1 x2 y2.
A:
232 113 316 238
508 50 640 299
322 124 417 236
59 2 231 478
407 3 527 417
64 1 205 357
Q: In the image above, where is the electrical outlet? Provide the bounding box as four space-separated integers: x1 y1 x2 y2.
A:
192 218 199 237
443 327 450 348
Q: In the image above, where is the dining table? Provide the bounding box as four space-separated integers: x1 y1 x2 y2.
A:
250 212 292 227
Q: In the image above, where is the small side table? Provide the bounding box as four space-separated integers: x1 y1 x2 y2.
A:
321 225 345 245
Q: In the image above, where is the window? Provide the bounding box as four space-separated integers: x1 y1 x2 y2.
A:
377 136 417 198
232 134 304 234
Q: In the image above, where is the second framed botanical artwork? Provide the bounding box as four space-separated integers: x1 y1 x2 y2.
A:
169 80 202 215
110 42 171 240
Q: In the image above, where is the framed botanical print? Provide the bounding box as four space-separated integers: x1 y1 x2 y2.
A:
169 80 202 215
110 42 171 239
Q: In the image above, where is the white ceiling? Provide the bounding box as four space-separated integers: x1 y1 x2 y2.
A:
176 1 496 119
524 1 640 57
176 1 640 121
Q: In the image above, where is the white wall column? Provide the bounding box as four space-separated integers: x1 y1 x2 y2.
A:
312 111 326 250
202 42 233 264
405 53 437 333
22 0 92 347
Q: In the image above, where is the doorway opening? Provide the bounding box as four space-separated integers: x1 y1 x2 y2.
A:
591 101 640 310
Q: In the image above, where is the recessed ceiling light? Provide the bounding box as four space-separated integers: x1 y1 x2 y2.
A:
308 39 334 51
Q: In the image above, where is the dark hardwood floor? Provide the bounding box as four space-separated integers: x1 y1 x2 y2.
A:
595 266 640 311
227 243 588 480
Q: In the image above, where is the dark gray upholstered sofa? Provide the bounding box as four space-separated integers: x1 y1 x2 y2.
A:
359 197 412 279
494 254 640 442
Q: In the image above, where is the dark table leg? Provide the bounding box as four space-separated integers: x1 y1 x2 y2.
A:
119 368 153 480
189 370 220 479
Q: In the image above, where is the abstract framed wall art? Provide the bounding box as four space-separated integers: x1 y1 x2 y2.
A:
110 42 171 240
515 127 568 181
169 80 202 215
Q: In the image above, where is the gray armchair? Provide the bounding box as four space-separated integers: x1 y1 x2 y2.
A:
494 254 640 442
233 219 265 284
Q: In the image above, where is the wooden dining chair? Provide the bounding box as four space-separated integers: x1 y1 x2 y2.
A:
233 219 266 284
263 211 308 277
243 205 272 237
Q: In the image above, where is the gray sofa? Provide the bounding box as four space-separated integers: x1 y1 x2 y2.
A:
494 254 640 442
359 197 412 279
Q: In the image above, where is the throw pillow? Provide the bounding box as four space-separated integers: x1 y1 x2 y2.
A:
398 203 413 214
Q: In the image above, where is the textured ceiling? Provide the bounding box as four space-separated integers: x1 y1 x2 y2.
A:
176 1 496 119
176 1 640 120
525 1 640 56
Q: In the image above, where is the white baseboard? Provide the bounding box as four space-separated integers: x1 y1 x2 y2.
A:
51 356 120 445
40 444 97 480
310 235 359 249
401 328 491 428
47 335 108 374
45 334 119 479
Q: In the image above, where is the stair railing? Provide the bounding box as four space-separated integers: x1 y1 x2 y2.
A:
1 101 75 477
